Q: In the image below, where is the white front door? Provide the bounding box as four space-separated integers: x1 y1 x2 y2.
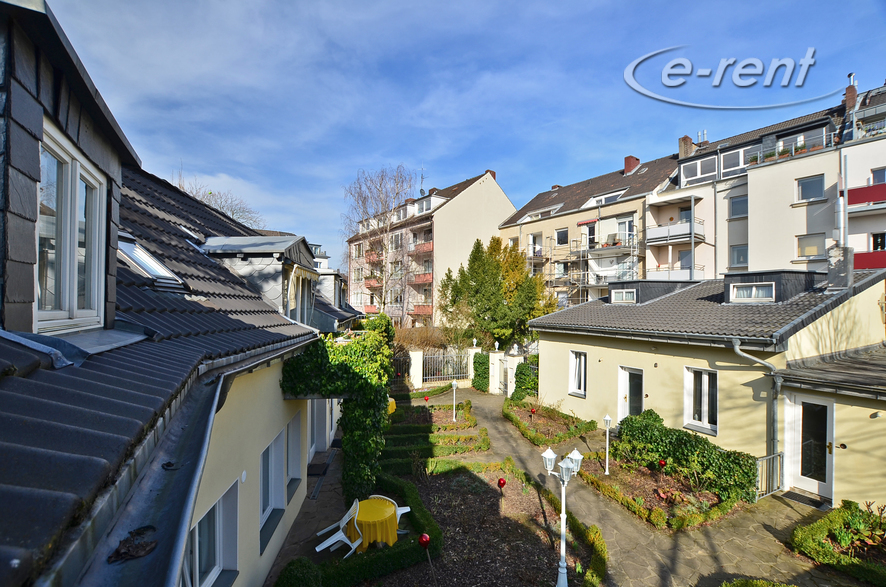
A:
618 367 644 422
787 394 835 500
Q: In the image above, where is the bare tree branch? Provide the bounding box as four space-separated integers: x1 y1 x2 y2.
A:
173 167 266 229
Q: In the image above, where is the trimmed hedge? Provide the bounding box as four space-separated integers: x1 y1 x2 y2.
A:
512 357 538 402
379 457 607 586
791 500 886 586
472 352 489 391
275 472 442 587
502 398 596 446
720 581 796 587
387 400 477 434
389 383 451 401
618 410 757 502
380 428 490 460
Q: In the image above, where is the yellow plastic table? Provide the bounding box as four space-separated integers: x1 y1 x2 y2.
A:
387 397 397 415
345 498 397 552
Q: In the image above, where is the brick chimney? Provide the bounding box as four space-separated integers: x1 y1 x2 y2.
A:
844 74 858 110
678 135 695 159
551 184 561 190
485 169 496 180
624 155 640 175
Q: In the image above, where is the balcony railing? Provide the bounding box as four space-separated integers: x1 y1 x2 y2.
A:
646 218 705 245
523 245 547 259
364 276 381 288
744 132 835 167
847 183 886 206
853 250 886 270
861 118 886 139
646 264 704 280
408 241 434 254
569 269 636 285
365 251 381 263
408 271 433 284
364 304 378 313
408 304 433 315
570 232 639 255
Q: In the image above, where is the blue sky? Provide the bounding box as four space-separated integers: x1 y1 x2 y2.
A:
50 0 886 269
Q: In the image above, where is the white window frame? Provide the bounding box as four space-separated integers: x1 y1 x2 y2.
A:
186 481 238 587
352 291 363 306
353 243 363 258
729 195 748 219
872 167 885 186
36 117 107 333
730 244 748 268
568 350 587 398
797 233 826 259
684 368 718 435
260 431 285 527
611 289 636 303
680 155 718 187
555 262 567 278
731 282 775 303
797 175 825 202
555 228 568 246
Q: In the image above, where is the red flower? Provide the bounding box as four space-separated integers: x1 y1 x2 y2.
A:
498 478 506 489
659 459 667 469
418 533 430 549
531 408 536 414
424 396 429 402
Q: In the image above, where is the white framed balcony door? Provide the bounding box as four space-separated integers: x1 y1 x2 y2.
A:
786 394 834 501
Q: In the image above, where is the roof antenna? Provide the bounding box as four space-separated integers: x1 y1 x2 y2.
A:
419 163 427 197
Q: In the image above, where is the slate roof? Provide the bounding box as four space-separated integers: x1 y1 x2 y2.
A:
529 270 885 348
499 154 678 228
776 345 886 400
691 104 846 158
0 167 317 586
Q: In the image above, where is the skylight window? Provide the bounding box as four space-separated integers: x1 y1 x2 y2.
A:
118 234 184 289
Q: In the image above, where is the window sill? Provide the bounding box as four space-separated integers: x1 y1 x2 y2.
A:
726 216 748 222
287 477 302 504
791 198 828 208
259 508 285 555
213 570 239 587
791 257 826 264
683 422 717 436
567 391 586 399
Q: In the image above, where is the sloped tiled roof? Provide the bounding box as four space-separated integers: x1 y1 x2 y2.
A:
776 345 886 398
500 154 678 228
530 270 884 347
0 168 317 586
426 172 486 201
692 104 846 157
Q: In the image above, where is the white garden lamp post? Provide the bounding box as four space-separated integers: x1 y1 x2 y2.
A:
451 381 457 422
542 447 581 587
603 414 612 476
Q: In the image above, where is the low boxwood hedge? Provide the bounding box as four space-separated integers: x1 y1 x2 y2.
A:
275 472 442 587
791 500 886 586
389 383 452 401
719 581 796 587
387 400 477 434
502 398 596 446
380 428 490 460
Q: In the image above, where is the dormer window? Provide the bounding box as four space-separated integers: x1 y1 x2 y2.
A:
36 118 107 333
681 156 717 187
731 283 774 303
611 289 636 303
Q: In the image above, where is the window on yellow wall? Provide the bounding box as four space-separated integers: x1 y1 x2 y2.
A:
684 368 717 435
569 350 587 398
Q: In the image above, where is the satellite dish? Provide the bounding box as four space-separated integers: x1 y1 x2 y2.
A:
420 189 426 197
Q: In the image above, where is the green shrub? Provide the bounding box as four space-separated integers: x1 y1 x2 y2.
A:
649 508 667 529
513 360 538 401
719 581 797 587
791 500 886 586
276 557 321 587
502 398 596 446
618 409 757 502
364 312 395 352
281 331 391 502
472 352 489 391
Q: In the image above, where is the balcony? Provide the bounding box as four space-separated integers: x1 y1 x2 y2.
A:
854 251 886 270
646 264 704 281
408 304 433 315
570 233 639 257
365 251 382 263
744 132 835 167
408 271 433 284
523 245 547 260
408 241 433 255
363 276 381 288
646 218 705 246
847 183 886 206
569 270 635 286
364 305 378 314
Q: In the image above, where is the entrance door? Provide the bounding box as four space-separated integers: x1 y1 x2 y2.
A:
618 367 644 422
788 395 834 499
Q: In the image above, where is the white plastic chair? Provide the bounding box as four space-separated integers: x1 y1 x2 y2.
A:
369 494 411 535
315 499 362 558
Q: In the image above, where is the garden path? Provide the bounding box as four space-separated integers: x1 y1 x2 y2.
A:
426 389 861 587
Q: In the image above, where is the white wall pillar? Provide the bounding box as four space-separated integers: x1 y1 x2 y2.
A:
489 351 504 395
467 346 481 380
409 350 424 390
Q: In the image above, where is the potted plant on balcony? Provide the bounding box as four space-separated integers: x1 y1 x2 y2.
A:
763 150 777 162
778 147 792 159
795 142 807 155
747 154 759 166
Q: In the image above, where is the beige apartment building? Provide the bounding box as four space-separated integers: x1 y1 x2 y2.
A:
348 170 515 326
499 155 679 308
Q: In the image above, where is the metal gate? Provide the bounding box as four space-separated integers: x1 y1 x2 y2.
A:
756 452 784 500
499 355 508 395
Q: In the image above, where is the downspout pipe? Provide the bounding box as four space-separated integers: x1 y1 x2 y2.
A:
732 338 782 457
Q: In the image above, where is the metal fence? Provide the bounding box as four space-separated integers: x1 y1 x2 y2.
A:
422 352 469 383
756 452 784 500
